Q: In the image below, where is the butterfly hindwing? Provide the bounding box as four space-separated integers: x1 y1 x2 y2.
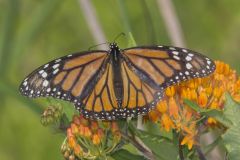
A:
77 62 119 120
77 60 163 120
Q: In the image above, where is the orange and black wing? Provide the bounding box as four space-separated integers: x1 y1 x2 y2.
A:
120 60 163 118
78 60 163 120
78 62 120 120
19 51 110 108
121 46 215 112
123 46 215 89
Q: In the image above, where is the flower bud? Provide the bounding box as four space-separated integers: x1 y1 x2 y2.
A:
92 134 101 145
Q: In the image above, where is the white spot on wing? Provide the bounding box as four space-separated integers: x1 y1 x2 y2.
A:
207 60 211 65
55 59 61 63
186 63 193 69
185 56 192 61
23 81 28 86
43 80 49 87
53 69 59 74
42 72 47 78
172 51 179 55
53 64 60 69
39 70 44 74
47 88 51 92
173 55 180 60
44 64 49 68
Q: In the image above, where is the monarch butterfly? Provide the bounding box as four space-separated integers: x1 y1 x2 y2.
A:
19 43 215 120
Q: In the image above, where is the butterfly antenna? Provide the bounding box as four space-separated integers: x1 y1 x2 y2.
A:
113 32 126 42
88 42 110 50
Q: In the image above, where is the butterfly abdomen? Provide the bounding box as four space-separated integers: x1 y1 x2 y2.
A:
110 44 124 107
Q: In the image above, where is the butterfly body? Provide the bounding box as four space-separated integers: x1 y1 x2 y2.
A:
19 43 216 120
110 44 124 108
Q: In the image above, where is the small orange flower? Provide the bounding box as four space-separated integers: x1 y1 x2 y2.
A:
78 124 85 136
198 91 208 107
91 121 99 132
84 127 92 138
68 136 76 148
156 100 168 113
148 110 159 122
168 97 179 119
67 128 73 137
165 86 175 97
71 123 79 135
92 134 101 145
181 135 195 150
111 122 119 133
72 115 81 125
207 117 217 126
74 144 83 156
161 113 174 132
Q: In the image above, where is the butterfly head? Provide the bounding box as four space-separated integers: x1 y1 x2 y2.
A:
109 43 120 52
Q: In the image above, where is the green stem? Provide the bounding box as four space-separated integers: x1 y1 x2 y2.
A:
121 131 156 160
178 135 185 160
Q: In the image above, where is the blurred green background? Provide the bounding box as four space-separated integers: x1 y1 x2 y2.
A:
0 0 240 159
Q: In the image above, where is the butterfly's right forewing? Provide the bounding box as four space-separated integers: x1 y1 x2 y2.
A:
19 51 109 107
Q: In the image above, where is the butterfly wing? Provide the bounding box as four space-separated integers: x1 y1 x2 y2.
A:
78 62 119 120
19 51 109 106
19 45 216 120
121 46 216 113
123 46 216 89
78 59 162 120
120 60 162 117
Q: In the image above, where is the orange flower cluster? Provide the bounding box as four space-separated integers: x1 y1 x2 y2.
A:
61 115 121 159
148 61 240 149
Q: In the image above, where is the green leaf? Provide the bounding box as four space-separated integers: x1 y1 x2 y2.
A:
127 32 137 47
203 109 232 127
184 99 232 126
222 93 240 160
111 149 146 160
184 99 204 112
136 130 178 160
144 121 173 140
